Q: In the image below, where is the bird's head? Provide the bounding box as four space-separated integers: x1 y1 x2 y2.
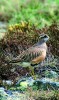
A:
39 33 49 42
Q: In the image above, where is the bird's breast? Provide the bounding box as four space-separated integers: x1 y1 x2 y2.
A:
31 43 47 65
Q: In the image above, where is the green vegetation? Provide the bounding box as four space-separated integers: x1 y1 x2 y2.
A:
0 0 59 28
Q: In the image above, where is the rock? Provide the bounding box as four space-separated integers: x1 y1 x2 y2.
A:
44 70 59 78
3 80 13 86
16 77 35 90
33 78 59 90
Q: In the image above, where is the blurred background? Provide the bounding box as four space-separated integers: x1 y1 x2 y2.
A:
0 0 59 28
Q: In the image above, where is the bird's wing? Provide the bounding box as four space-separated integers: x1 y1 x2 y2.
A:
10 46 42 63
21 48 41 62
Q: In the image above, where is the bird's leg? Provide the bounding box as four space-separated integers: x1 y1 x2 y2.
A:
29 66 34 76
28 66 36 79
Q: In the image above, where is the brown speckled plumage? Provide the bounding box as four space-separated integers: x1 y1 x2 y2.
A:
9 34 49 65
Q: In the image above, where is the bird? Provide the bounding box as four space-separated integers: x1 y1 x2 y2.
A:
9 33 49 66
